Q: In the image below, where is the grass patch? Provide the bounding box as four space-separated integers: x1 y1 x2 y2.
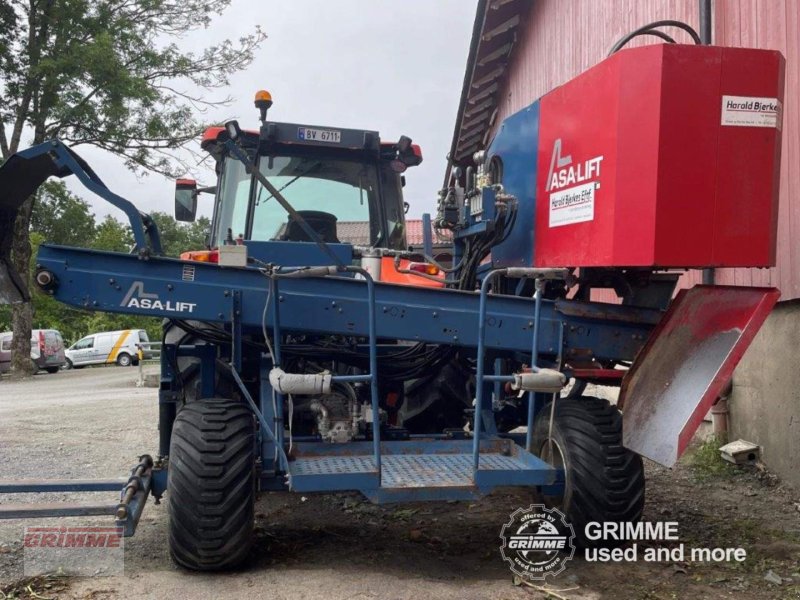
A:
687 435 739 481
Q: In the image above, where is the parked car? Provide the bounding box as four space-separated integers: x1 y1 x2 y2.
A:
64 329 151 369
0 329 67 374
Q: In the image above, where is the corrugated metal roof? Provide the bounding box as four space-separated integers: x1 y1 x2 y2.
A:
444 0 532 185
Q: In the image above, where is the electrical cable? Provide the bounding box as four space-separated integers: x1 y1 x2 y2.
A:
608 20 701 56
260 270 276 365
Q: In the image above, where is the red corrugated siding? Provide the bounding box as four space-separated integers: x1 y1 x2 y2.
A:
712 0 800 299
492 0 701 129
492 0 799 299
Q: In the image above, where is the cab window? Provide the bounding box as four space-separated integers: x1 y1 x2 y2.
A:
73 337 94 350
380 165 407 249
251 155 376 244
212 157 251 245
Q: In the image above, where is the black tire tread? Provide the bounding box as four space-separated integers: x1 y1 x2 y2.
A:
533 396 645 547
168 399 255 570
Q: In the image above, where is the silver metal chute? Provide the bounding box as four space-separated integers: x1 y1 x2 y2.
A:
620 285 780 467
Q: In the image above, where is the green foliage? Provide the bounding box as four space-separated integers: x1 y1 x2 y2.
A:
1 0 265 172
149 212 210 256
93 214 134 252
30 181 96 245
688 435 738 481
0 0 263 372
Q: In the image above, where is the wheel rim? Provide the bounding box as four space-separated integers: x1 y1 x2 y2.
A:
119 355 130 366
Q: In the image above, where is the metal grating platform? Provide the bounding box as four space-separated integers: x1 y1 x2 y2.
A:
382 453 525 488
283 438 557 498
288 451 533 489
290 455 377 476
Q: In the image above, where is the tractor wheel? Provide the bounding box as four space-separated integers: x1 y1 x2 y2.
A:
532 396 645 547
168 398 256 570
116 352 132 367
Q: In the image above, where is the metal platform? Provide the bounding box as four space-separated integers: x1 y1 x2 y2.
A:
285 438 557 502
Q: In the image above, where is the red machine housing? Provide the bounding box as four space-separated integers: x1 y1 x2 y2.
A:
533 44 785 269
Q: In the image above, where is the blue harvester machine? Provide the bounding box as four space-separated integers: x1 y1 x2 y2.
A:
0 47 784 570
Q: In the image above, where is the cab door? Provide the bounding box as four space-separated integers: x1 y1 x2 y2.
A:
70 336 95 365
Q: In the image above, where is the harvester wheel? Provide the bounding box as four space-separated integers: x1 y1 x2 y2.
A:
168 398 256 570
532 396 645 547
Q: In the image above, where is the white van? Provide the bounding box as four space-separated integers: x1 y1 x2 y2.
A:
0 329 67 374
64 329 151 368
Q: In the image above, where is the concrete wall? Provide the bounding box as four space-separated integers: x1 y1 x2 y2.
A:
729 300 800 487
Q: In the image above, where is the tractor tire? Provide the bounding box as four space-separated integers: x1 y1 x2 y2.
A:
532 396 645 547
168 398 256 570
116 352 132 367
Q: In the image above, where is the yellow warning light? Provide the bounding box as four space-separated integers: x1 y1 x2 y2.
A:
255 90 272 104
254 90 273 122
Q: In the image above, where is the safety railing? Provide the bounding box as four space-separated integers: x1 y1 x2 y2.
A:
268 266 380 474
473 268 568 474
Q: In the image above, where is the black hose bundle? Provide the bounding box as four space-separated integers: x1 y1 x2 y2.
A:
607 20 702 57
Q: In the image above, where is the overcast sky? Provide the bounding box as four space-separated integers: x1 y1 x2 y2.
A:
65 0 477 223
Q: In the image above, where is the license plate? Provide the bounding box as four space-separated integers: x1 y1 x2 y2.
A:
298 127 341 143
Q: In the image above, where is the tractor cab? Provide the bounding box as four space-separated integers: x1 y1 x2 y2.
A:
176 91 422 267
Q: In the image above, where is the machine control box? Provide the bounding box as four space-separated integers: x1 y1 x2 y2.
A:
490 44 785 269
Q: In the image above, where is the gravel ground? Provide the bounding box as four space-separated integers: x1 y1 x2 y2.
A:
1 368 799 600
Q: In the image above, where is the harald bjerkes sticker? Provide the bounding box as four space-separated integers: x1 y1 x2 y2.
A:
500 505 575 580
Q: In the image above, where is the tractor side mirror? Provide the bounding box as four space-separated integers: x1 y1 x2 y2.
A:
175 179 198 222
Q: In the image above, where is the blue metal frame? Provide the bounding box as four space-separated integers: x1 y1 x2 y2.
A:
0 136 668 529
36 245 658 362
219 264 561 501
0 456 155 538
268 266 383 482
11 140 162 254
21 244 661 509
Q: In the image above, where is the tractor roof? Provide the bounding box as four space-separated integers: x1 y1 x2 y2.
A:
201 123 422 165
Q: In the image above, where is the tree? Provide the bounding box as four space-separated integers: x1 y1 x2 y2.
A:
30 181 96 245
149 211 210 256
92 214 134 252
1 0 265 375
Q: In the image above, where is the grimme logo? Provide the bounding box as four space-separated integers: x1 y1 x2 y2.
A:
24 526 122 548
121 281 196 313
500 505 575 580
23 526 124 576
